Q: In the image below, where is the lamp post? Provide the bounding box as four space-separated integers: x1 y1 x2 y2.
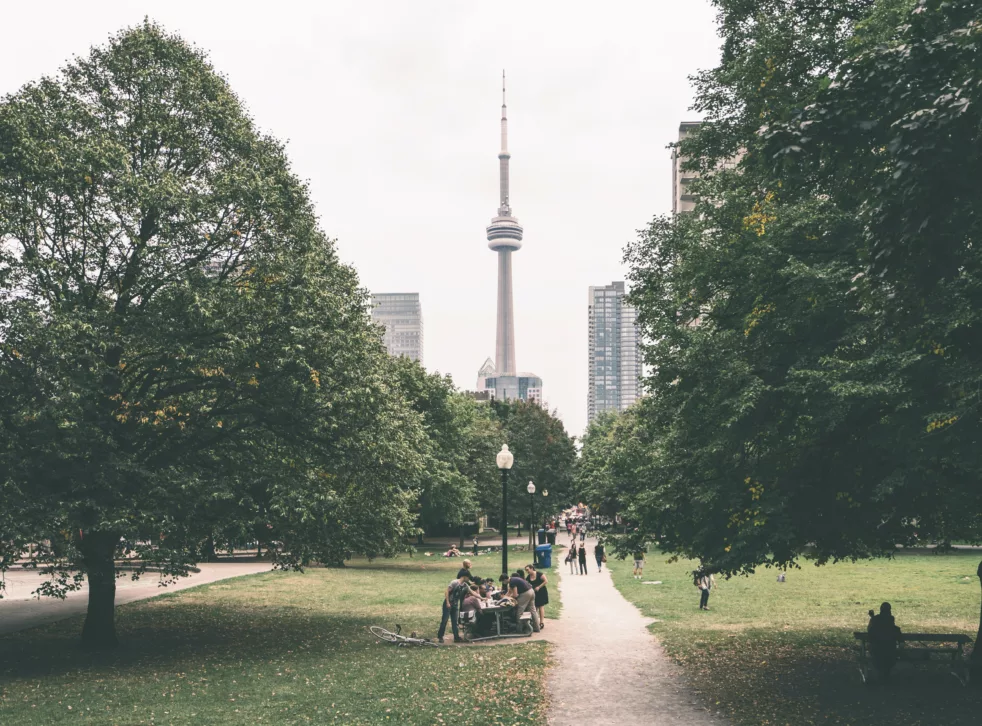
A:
527 481 536 551
497 444 514 577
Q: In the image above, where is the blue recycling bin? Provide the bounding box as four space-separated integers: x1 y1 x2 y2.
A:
534 543 552 569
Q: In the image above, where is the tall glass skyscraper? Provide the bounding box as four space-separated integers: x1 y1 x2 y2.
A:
371 293 423 363
587 282 641 424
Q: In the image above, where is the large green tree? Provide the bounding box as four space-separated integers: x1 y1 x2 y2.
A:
388 357 502 539
491 399 576 533
615 0 982 677
0 22 422 649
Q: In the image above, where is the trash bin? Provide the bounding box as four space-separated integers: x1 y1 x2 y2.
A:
546 529 556 545
534 543 552 569
536 528 546 545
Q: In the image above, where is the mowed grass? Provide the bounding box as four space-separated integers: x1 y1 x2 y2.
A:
0 550 556 726
610 550 982 726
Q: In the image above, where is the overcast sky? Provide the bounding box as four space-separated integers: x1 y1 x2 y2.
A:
0 1 722 437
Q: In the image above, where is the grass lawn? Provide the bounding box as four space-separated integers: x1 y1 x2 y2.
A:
609 550 982 726
0 549 558 725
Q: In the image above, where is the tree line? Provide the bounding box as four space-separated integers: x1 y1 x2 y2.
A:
577 0 982 680
0 22 575 649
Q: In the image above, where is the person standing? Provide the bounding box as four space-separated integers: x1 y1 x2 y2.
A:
566 543 578 575
594 541 606 572
525 564 549 628
472 536 479 556
695 569 715 610
577 542 588 575
506 571 541 632
579 525 586 544
633 549 646 579
438 570 472 643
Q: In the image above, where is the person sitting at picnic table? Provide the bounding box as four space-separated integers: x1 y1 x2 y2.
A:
502 571 541 632
437 569 471 644
867 602 902 681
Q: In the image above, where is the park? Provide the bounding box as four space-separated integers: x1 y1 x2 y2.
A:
3 1 982 725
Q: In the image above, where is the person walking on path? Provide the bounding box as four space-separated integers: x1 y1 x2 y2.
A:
594 542 606 572
579 526 587 544
695 569 715 610
525 564 549 628
505 571 541 632
566 543 578 575
438 569 472 643
577 542 588 575
633 549 646 579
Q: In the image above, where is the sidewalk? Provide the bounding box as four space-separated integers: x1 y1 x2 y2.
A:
0 562 270 636
546 539 726 725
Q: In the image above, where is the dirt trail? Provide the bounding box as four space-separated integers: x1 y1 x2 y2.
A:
546 539 726 725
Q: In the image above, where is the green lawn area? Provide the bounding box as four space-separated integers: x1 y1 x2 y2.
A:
610 550 982 726
0 549 558 725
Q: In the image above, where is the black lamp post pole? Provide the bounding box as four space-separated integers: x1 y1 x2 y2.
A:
501 469 509 577
529 491 535 551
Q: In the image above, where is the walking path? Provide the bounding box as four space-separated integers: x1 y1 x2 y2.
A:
546 539 726 726
0 562 270 636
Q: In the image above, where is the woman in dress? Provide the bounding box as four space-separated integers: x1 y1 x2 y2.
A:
525 564 549 627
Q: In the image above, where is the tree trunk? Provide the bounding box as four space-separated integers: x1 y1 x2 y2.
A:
971 558 982 685
80 531 120 651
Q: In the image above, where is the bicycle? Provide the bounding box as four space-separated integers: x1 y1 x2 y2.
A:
369 624 439 647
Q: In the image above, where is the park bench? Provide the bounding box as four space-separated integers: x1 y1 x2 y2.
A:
853 632 971 686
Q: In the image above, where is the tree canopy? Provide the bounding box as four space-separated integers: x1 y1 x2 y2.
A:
0 21 424 648
597 0 982 675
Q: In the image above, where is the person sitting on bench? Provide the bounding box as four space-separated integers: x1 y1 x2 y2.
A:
867 602 902 681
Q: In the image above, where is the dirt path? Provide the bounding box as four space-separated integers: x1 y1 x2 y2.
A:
546 539 726 725
0 562 270 636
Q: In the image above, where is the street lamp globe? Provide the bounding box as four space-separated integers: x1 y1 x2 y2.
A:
527 481 535 495
497 444 514 470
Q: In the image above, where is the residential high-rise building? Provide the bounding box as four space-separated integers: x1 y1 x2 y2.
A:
371 293 423 363
483 72 542 403
672 121 741 215
587 281 641 424
672 121 702 215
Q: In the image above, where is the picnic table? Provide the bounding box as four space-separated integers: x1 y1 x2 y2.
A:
853 631 972 685
460 600 533 642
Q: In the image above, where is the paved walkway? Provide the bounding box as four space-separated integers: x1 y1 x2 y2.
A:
546 540 726 726
0 562 270 636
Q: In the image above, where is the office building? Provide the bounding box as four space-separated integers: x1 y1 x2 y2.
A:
371 293 423 363
587 281 641 424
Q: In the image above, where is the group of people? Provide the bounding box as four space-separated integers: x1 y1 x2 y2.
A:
564 539 606 574
437 558 549 643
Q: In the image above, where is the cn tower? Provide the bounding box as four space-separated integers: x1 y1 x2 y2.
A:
487 71 523 376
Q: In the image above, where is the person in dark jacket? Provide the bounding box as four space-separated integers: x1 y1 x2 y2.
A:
867 602 902 681
594 542 606 572
577 542 588 575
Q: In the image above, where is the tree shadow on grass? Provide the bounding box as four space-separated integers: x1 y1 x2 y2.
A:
0 600 392 683
700 632 982 726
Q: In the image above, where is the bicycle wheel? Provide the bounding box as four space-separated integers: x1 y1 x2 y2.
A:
370 626 400 643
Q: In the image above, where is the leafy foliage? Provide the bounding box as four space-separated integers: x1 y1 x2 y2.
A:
0 22 424 645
